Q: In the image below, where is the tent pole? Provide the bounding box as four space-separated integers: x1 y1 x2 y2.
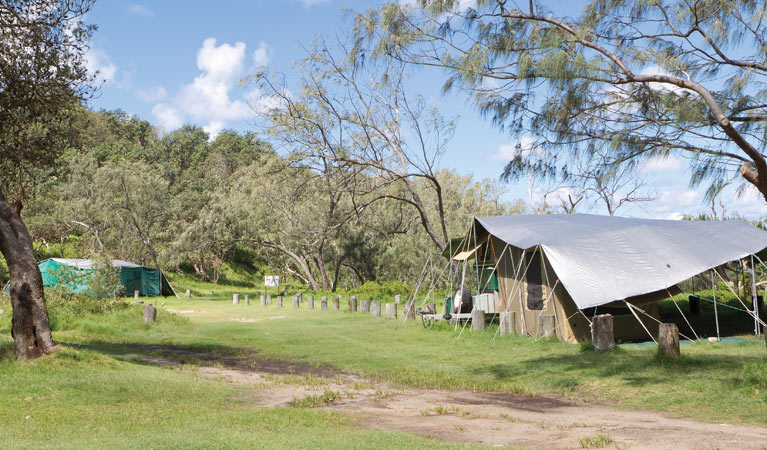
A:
750 255 759 336
624 301 657 344
472 219 480 297
711 270 720 340
713 268 767 328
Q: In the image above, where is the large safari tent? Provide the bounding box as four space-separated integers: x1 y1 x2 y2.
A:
442 214 767 343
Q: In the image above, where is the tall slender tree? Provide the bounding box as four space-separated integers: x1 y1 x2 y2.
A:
0 0 95 359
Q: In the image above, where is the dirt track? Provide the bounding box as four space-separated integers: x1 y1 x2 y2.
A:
123 346 767 449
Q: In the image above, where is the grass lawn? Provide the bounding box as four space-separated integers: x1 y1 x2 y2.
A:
0 284 766 448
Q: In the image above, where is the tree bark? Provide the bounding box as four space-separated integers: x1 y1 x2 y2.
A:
0 191 55 360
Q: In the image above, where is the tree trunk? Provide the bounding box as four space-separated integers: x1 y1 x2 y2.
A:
0 193 55 360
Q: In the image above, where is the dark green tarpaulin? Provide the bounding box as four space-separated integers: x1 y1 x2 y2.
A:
37 259 175 297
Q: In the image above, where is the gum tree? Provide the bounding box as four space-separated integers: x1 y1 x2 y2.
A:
354 0 767 204
0 0 94 359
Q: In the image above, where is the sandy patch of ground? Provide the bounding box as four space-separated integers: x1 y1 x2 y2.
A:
123 346 767 450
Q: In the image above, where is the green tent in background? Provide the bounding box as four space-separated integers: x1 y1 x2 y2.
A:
37 258 176 297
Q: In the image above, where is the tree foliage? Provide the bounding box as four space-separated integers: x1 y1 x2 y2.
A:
353 0 767 204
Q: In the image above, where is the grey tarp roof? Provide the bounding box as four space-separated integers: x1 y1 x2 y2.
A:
474 214 767 309
50 258 142 270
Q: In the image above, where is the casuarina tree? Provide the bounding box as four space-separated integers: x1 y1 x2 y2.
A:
0 0 95 359
354 0 767 204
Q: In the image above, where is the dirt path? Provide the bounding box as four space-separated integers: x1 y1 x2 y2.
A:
124 346 767 450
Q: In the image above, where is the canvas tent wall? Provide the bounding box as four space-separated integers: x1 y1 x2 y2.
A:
461 214 767 343
38 258 175 297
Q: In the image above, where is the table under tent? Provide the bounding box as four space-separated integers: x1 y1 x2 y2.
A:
415 214 767 344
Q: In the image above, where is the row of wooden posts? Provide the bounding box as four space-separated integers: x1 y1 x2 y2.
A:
162 290 767 352
229 291 414 320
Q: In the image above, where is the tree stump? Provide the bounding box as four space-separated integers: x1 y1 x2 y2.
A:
386 302 397 319
658 323 680 358
371 300 381 317
359 300 370 313
244 295 249 306
233 293 239 305
349 296 357 312
591 314 615 351
499 312 515 336
277 296 283 308
134 290 139 300
292 296 299 309
332 297 340 310
471 309 485 331
321 296 328 310
537 315 556 338
185 289 191 298
394 294 401 304
260 295 266 307
404 301 415 320
307 295 314 310
143 304 156 323
266 294 272 305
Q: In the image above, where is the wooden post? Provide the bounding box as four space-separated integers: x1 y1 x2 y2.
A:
332 297 339 310
394 294 401 304
591 314 615 351
185 289 191 298
292 296 299 309
244 295 249 306
277 296 283 307
386 302 397 319
349 296 357 312
499 312 515 336
233 293 239 305
405 301 415 320
658 323 680 358
371 300 381 317
143 304 156 323
537 315 556 338
307 295 314 310
359 300 370 313
266 294 272 305
321 296 328 310
260 295 266 307
471 309 485 331
134 290 139 300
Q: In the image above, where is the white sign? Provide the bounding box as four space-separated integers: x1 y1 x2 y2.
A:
264 275 280 287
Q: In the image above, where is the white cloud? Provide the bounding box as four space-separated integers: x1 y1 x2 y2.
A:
639 155 685 174
638 65 693 95
128 4 153 17
252 41 271 67
151 103 183 131
729 185 767 216
137 86 168 103
666 212 685 220
86 48 117 85
152 38 263 138
485 136 540 162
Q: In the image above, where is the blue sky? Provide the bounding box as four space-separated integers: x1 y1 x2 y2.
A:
84 0 767 219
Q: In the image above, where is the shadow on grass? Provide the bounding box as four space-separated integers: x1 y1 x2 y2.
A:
468 343 765 390
56 340 338 377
